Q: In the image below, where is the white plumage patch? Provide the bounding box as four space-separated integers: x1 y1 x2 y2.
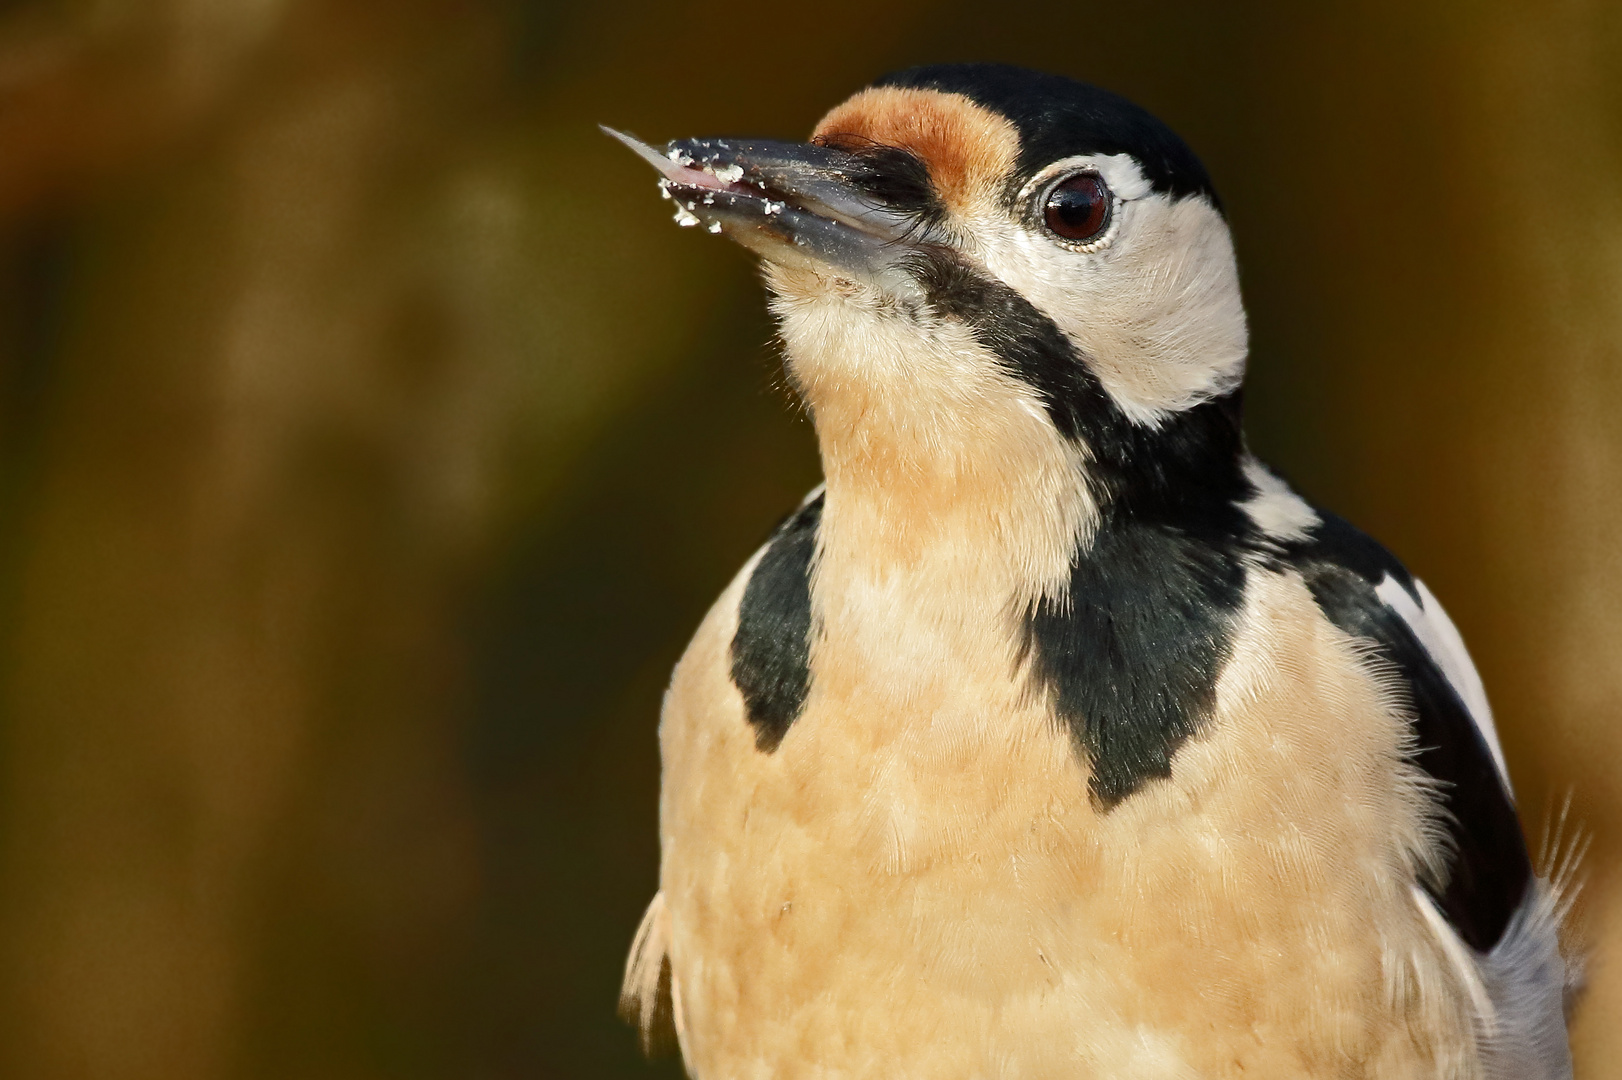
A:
1241 458 1321 543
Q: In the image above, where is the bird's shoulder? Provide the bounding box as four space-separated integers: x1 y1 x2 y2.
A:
728 487 822 752
1267 489 1532 955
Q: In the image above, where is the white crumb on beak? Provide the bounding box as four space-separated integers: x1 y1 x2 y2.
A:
708 221 723 233
667 147 694 167
709 162 744 183
764 200 784 216
673 206 701 227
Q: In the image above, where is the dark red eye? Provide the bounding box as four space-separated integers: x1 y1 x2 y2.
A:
1043 173 1110 242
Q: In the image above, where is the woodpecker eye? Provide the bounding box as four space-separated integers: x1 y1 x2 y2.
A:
1043 173 1111 244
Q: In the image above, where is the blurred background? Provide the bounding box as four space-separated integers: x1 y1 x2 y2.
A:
0 1 1618 1077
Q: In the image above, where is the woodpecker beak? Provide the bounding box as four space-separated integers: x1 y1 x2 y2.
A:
604 127 928 295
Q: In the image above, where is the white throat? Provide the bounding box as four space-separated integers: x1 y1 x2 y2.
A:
766 265 1095 682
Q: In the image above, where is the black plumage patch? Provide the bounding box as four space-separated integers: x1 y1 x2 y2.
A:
1030 521 1248 808
875 63 1221 209
911 246 1256 807
1286 511 1532 952
731 493 822 752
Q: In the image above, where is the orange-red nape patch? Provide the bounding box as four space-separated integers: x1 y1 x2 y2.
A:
812 87 1020 214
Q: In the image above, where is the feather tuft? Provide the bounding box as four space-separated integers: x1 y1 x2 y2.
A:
619 892 680 1057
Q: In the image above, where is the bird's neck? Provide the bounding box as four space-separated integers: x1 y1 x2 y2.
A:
818 437 1091 603
803 373 1095 645
808 418 1090 703
778 280 1251 643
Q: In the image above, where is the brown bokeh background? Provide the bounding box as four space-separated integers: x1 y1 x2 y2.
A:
0 1 1617 1077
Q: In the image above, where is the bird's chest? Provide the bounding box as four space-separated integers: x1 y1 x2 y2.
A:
662 562 1106 1074
658 558 1460 1079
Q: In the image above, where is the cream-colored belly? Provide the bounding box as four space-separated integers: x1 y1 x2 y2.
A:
657 567 1478 1080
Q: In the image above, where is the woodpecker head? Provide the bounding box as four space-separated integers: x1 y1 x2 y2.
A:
612 63 1246 518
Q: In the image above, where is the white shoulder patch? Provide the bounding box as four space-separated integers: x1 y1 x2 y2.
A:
1239 458 1319 542
1373 575 1511 791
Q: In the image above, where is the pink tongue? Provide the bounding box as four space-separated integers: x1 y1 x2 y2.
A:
661 161 732 191
600 126 751 194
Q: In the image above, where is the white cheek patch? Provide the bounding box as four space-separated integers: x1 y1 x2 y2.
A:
1373 574 1511 791
971 157 1248 426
